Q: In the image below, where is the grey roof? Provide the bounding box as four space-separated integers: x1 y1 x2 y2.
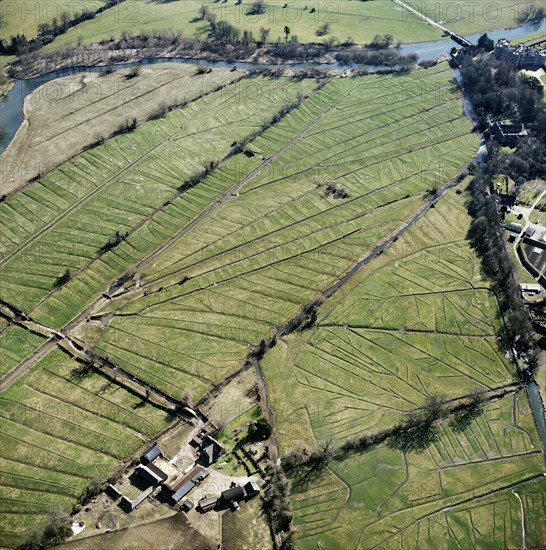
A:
141 444 161 464
199 496 218 510
137 463 168 486
170 480 195 504
243 481 260 497
221 486 245 503
200 436 226 466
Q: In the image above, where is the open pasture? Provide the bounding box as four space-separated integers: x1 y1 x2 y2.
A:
262 183 513 449
0 348 172 546
0 74 310 320
0 325 46 379
42 0 441 51
0 1 106 41
290 392 546 549
1 64 244 195
88 65 477 402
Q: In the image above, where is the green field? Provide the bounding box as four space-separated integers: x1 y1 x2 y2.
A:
290 393 545 549
0 348 172 546
0 74 311 319
259 181 546 548
33 0 544 54
410 0 543 36
262 183 513 447
0 1 106 40
1 64 245 195
0 325 45 378
2 56 543 549
80 64 477 402
40 0 442 50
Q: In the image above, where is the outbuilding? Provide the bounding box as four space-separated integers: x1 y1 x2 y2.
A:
221 486 245 504
140 444 162 464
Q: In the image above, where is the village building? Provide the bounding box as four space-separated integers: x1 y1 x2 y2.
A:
520 283 542 294
198 496 218 512
494 38 546 70
243 481 260 498
504 221 524 233
195 434 226 466
489 122 527 147
136 463 168 486
221 486 246 505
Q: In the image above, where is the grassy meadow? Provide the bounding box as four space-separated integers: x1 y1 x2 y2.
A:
0 348 172 546
0 74 311 319
2 57 540 549
40 0 441 50
86 64 477 402
37 0 544 52
258 181 546 549
0 1 106 40
290 393 545 549
1 64 245 195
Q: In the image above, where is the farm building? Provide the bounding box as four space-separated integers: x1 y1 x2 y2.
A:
489 122 527 147
106 484 121 500
221 486 246 504
182 499 195 513
243 481 260 497
119 486 155 512
198 496 218 512
504 221 523 233
136 463 168 486
520 283 542 293
163 465 209 505
494 38 546 70
198 435 226 466
140 444 162 464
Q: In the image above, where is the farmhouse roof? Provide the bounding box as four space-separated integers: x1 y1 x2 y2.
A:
198 496 218 511
165 465 208 504
520 283 542 292
199 435 226 466
243 481 260 498
221 486 245 503
141 444 161 464
136 464 168 487
504 222 523 233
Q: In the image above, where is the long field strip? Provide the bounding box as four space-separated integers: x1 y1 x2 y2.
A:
290 392 545 549
87 64 477 403
1 64 244 195
37 0 541 51
0 1 106 42
0 73 311 319
0 348 172 546
0 325 46 379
